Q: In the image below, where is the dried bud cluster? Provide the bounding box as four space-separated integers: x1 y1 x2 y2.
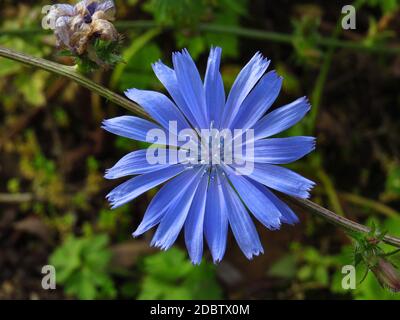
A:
46 0 118 55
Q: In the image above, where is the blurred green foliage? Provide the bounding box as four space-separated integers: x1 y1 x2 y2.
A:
386 164 400 196
138 248 222 300
364 0 399 13
144 0 247 59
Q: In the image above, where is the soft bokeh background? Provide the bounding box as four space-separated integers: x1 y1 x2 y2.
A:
1 0 400 300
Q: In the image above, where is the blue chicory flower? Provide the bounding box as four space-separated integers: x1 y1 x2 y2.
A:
102 47 315 264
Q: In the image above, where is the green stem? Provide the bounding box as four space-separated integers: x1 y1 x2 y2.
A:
384 248 400 257
309 0 365 132
1 21 400 55
317 168 345 216
309 45 335 132
1 46 400 249
340 192 399 219
197 24 400 54
0 46 148 119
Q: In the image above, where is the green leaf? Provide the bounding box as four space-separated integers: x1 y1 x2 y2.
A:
268 254 297 279
315 265 329 285
139 247 222 300
14 70 48 107
49 234 115 299
0 58 21 77
298 265 313 280
386 164 400 195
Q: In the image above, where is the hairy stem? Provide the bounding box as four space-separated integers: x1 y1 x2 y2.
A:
1 46 400 248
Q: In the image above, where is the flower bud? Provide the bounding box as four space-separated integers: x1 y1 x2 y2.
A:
46 0 120 68
371 258 400 293
91 19 118 42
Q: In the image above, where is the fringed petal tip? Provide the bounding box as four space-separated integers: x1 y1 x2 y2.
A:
267 221 282 231
298 190 312 200
103 168 113 179
108 202 121 210
151 59 164 70
297 96 312 115
208 46 223 57
150 239 172 251
101 119 110 130
100 117 123 133
245 248 264 260
171 50 183 61
291 95 312 112
299 96 312 113
180 48 192 58
303 181 317 199
308 137 317 151
105 192 126 209
253 51 270 68
172 47 224 61
105 197 120 210
124 88 136 100
288 177 316 199
190 259 202 266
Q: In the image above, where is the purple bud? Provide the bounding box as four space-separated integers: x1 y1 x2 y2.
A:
371 258 400 293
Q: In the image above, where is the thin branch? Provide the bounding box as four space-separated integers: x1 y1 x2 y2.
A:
1 46 400 249
308 0 364 132
197 24 400 55
340 192 399 219
0 193 33 203
0 46 149 119
1 20 400 55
